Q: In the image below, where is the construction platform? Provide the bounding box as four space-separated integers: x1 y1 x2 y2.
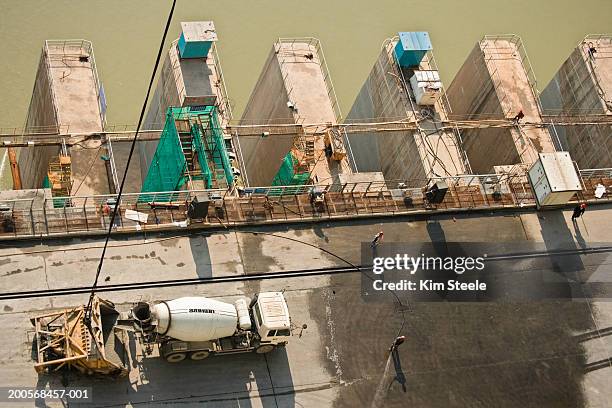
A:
18 40 108 197
239 38 353 187
141 106 234 196
446 35 556 174
541 34 612 169
0 166 608 239
140 21 241 190
346 33 469 181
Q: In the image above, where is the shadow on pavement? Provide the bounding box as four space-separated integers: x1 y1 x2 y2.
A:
56 344 294 407
188 233 212 279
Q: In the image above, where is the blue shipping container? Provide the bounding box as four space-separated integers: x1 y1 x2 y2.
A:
394 32 433 67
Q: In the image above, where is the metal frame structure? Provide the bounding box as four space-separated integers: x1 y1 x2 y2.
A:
31 295 127 376
0 168 609 239
140 106 233 201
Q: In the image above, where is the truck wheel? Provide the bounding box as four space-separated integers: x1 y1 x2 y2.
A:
256 344 275 354
189 350 210 360
166 352 187 363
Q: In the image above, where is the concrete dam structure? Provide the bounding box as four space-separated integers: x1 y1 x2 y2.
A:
0 23 610 238
446 35 556 174
19 40 108 196
238 38 362 187
140 21 242 193
346 32 470 183
540 34 612 169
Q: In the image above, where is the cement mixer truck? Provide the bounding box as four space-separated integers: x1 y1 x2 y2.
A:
31 292 292 375
130 292 292 362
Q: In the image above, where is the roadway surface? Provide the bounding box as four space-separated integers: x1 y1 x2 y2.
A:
0 205 611 407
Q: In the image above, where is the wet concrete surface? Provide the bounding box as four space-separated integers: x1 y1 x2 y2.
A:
311 271 595 407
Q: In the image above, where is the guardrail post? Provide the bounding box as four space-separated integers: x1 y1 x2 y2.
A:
29 199 35 235
83 197 89 231
43 198 49 236
222 197 229 224
11 202 16 238
63 201 68 233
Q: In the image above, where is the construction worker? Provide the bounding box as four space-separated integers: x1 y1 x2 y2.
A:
389 335 406 352
371 231 384 248
572 203 587 220
587 42 597 59
513 109 525 124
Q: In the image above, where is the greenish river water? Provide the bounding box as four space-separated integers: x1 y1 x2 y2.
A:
0 0 610 188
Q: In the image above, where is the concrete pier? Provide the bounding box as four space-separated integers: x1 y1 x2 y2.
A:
140 22 236 190
239 38 353 186
446 35 556 174
346 34 469 183
20 40 107 195
540 35 612 169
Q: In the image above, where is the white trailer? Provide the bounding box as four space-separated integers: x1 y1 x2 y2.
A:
130 291 292 362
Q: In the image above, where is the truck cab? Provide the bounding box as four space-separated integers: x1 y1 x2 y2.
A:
251 292 291 345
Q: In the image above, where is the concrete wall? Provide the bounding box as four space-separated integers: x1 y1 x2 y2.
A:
19 41 108 195
346 45 425 181
446 44 519 173
239 48 301 186
140 40 233 187
346 41 467 182
540 48 607 114
345 82 380 172
19 53 61 189
540 38 612 168
447 38 555 173
110 139 144 193
140 47 182 183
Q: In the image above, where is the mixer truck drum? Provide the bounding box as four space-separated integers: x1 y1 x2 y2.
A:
132 302 153 331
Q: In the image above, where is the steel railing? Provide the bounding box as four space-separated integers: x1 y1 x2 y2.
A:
276 37 343 123
0 167 609 238
45 40 106 130
480 34 543 118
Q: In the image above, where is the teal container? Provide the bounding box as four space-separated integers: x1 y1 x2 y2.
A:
394 32 433 67
178 21 217 59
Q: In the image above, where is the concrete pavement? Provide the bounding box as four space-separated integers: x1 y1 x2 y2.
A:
0 204 610 407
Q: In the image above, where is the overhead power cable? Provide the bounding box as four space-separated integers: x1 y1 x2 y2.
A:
84 0 177 325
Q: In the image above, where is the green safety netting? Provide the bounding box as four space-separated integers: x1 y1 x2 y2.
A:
140 109 188 202
271 152 310 195
210 107 235 187
191 122 213 188
140 106 234 202
42 175 70 208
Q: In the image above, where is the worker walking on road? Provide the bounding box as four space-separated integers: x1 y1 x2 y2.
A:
389 335 406 352
572 203 587 221
371 231 384 248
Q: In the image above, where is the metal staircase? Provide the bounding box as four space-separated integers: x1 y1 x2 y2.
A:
176 119 194 172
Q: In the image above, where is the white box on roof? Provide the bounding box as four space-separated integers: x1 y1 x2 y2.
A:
528 152 582 207
410 70 442 106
